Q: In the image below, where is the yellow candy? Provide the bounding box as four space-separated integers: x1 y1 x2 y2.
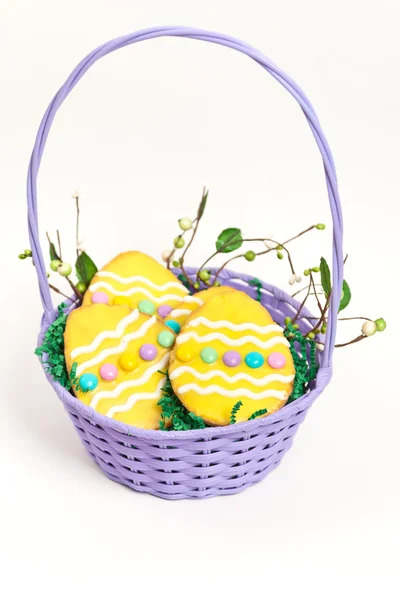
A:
113 296 131 306
119 352 138 371
176 343 196 363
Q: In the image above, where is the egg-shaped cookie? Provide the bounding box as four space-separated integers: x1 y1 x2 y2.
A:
82 251 189 311
169 291 295 425
64 303 177 429
163 285 236 333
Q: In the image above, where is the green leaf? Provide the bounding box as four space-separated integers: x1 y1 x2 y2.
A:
49 240 60 262
339 280 351 312
197 189 208 219
75 252 98 286
216 228 243 253
320 257 331 296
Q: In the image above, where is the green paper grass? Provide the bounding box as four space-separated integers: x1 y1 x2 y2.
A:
229 400 243 424
249 278 263 302
248 408 268 420
158 371 206 431
34 303 74 390
285 322 318 402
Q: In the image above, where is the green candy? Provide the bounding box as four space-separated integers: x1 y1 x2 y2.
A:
138 299 156 315
157 330 175 348
200 347 218 364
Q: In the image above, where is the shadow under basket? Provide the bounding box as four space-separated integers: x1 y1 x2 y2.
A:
38 268 332 500
29 28 343 500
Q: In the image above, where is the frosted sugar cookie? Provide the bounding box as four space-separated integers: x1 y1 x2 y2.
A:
162 285 236 333
169 291 295 425
82 251 188 311
64 304 177 429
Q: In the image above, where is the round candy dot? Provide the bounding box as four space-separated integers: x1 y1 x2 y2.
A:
138 299 156 315
245 351 264 369
200 347 218 364
267 352 286 369
119 352 137 371
223 350 241 367
79 373 98 391
158 304 173 318
176 344 194 363
164 319 181 334
99 363 118 381
139 343 157 361
113 296 131 306
157 330 175 348
91 291 109 304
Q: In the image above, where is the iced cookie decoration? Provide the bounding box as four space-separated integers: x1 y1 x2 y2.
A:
64 303 177 429
169 290 295 425
163 285 236 334
82 251 188 311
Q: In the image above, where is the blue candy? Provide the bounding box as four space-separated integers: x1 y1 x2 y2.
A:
164 319 181 334
79 372 99 392
245 351 264 369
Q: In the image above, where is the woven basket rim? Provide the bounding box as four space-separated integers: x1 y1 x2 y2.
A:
40 267 332 441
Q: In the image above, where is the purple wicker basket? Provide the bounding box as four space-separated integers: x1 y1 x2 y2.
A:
28 27 343 500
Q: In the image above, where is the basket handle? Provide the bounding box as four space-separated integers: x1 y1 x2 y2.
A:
27 26 343 368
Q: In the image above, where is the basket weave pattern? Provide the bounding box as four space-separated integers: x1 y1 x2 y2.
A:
29 27 343 500
39 268 332 499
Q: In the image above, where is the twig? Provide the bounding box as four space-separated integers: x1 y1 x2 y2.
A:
56 230 63 261
339 316 373 322
66 276 83 300
75 196 80 260
310 271 324 314
179 187 208 286
292 276 313 324
49 283 72 300
335 334 366 348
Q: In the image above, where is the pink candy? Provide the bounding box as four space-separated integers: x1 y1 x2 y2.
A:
267 352 286 369
100 363 118 381
91 291 109 304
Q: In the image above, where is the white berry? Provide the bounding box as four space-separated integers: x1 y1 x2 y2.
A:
289 274 296 285
295 274 302 283
161 249 173 263
361 321 377 337
178 217 193 231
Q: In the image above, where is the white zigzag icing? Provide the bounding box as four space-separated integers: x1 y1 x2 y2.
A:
71 309 140 360
186 316 284 335
175 331 289 350
169 366 294 386
176 383 288 401
76 317 157 376
91 354 169 409
96 271 188 293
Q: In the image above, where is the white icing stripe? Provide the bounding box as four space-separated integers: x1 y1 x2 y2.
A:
176 383 288 401
88 281 186 303
71 310 140 360
169 308 191 318
176 332 290 350
181 296 203 305
169 367 294 387
90 354 169 409
96 271 188 293
76 316 157 376
106 378 166 418
186 316 284 335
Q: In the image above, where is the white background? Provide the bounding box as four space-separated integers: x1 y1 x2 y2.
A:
1 1 399 598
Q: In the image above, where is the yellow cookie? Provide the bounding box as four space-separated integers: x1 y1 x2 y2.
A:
64 304 177 429
169 291 295 426
163 285 236 330
82 251 189 312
